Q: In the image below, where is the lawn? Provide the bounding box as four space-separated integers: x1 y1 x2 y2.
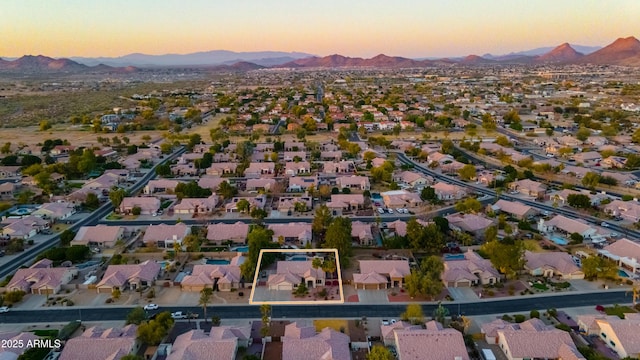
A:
313 319 349 335
523 239 543 252
604 305 636 319
31 329 59 337
532 283 548 291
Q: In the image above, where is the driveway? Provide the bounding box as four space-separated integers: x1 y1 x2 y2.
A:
357 290 388 304
448 287 479 301
252 287 295 302
14 294 47 310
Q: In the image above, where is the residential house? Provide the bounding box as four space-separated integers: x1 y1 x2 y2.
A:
1 215 49 239
508 179 547 199
284 141 306 151
268 223 312 245
523 251 585 279
481 319 517 344
0 332 42 359
380 321 421 346
571 151 602 165
181 264 241 292
394 321 470 360
496 318 585 360
335 176 371 191
556 135 582 147
166 327 250 360
288 176 318 192
576 314 620 336
246 178 277 192
326 194 365 215
142 223 191 249
538 215 597 241
431 182 466 201
206 222 249 245
225 195 267 213
599 239 640 274
245 162 275 178
321 161 355 174
442 250 502 287
427 151 454 166
281 323 350 360
284 161 311 176
393 171 431 189
575 316 640 358
32 202 77 221
119 197 160 215
603 200 640 223
198 176 228 192
7 259 78 295
491 199 536 220
320 151 342 161
601 156 628 169
144 179 180 195
174 195 218 214
96 260 161 293
267 261 325 290
351 221 373 245
381 190 422 208
283 151 306 162
277 195 312 214
59 325 140 360
206 162 238 176
0 166 21 178
0 183 16 199
446 213 494 238
72 225 124 248
353 260 410 289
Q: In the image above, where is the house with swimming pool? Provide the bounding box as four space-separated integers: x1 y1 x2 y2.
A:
537 215 598 244
598 238 640 275
523 251 584 280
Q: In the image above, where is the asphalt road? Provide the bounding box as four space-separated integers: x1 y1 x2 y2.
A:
0 290 630 324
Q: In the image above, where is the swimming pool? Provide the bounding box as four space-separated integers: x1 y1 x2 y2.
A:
230 246 249 253
12 208 33 215
549 236 568 246
206 259 231 265
444 254 465 261
158 260 172 269
619 269 630 278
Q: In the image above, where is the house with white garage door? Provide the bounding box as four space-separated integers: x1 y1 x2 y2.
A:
267 261 325 290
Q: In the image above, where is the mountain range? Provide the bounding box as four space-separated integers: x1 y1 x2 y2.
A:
1 36 639 73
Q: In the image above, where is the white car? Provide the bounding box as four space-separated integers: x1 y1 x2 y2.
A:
396 208 403 214
601 222 610 227
0 306 9 313
387 208 394 214
143 303 159 311
377 208 385 214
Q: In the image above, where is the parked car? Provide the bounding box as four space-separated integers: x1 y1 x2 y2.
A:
0 306 9 313
601 222 610 227
377 208 385 214
387 208 394 214
143 303 159 311
171 311 188 319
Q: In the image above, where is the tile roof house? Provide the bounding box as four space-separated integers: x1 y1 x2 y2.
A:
335 176 371 191
206 222 249 245
0 331 41 359
576 314 620 336
571 151 602 165
351 221 373 245
7 259 77 295
393 171 431 189
268 223 312 245
523 251 584 279
283 151 306 162
206 162 238 176
1 215 49 239
431 182 466 201
96 260 161 293
142 223 191 249
481 319 517 344
603 200 640 223
353 260 410 290
599 238 640 274
268 261 326 290
281 323 351 360
442 250 502 287
244 162 275 178
326 194 365 215
538 215 597 240
59 325 139 360
496 318 585 360
144 179 181 195
287 176 318 192
198 177 229 192
225 195 267 213
508 179 547 199
380 321 422 346
119 197 160 215
246 178 277 192
32 202 77 221
0 182 16 200
284 161 311 176
381 190 422 208
386 220 408 237
174 195 218 214
446 213 494 237
166 327 250 360
181 264 241 292
491 199 536 220
394 321 470 360
321 161 355 174
71 225 124 248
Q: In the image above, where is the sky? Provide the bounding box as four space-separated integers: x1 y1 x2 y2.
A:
2 0 640 59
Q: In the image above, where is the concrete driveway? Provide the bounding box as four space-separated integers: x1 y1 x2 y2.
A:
448 287 479 301
357 290 388 304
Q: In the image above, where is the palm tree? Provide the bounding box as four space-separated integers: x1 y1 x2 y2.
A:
199 287 213 322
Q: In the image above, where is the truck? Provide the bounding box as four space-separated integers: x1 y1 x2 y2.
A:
171 311 198 319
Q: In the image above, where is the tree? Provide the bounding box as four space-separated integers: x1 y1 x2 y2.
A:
367 345 394 360
576 126 591 141
240 227 278 280
582 172 601 189
39 120 52 131
112 288 121 300
217 181 238 200
84 193 100 210
199 287 213 322
567 194 591 209
570 232 584 244
236 199 250 213
401 303 425 324
260 304 271 337
323 217 353 267
312 205 333 239
457 164 477 181
109 187 127 208
582 256 618 280
137 312 174 345
59 229 76 247
406 218 444 254
126 306 147 325
0 142 11 154
420 186 437 202
480 240 525 279
454 198 482 214
132 206 142 216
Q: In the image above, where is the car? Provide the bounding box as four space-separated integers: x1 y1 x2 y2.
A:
396 208 403 213
143 303 159 311
387 208 394 214
377 208 385 214
0 306 9 313
390 319 397 324
381 319 390 326
601 222 610 227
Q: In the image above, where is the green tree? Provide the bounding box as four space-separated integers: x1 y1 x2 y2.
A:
458 163 477 181
83 193 100 210
199 287 213 322
420 186 437 202
567 194 591 209
240 227 278 280
126 306 147 325
323 217 353 267
582 172 601 189
401 303 425 324
454 198 482 214
480 240 525 279
236 199 250 213
576 127 591 142
217 181 238 200
582 256 618 280
109 187 127 208
137 312 174 345
312 205 333 239
59 229 76 247
260 304 272 337
0 142 11 154
39 120 52 131
367 345 394 360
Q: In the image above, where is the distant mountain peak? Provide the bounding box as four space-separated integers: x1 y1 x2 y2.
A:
536 43 583 63
580 36 640 65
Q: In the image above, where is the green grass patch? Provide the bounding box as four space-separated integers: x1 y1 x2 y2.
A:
106 213 123 220
532 283 548 291
604 305 636 319
161 200 173 209
31 329 59 337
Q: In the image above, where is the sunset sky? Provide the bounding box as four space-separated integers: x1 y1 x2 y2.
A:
2 0 639 59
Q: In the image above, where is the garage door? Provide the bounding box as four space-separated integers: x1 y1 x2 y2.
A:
278 284 293 291
455 280 471 287
97 287 112 293
364 283 379 290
